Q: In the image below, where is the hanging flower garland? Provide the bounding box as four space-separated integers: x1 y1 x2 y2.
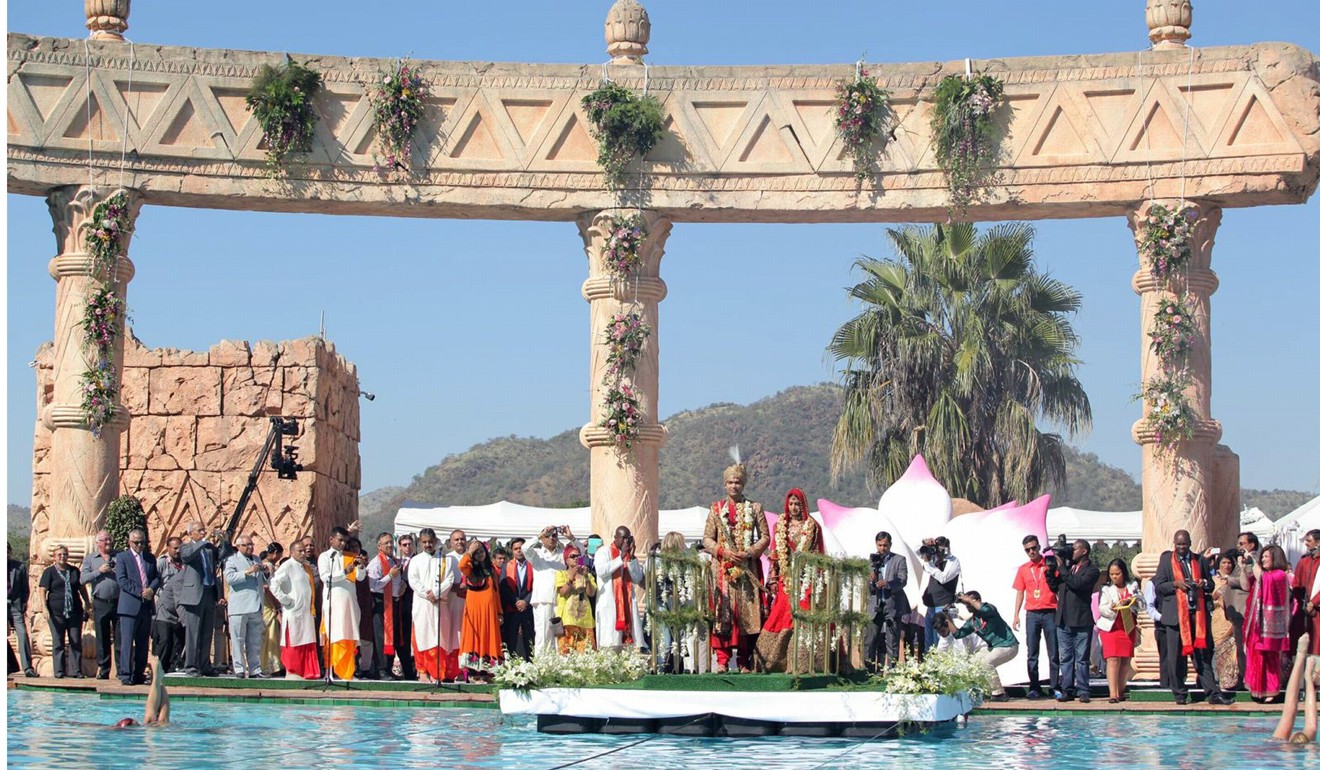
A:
1139 373 1195 449
833 66 892 185
602 213 647 279
600 383 642 448
930 73 1005 214
604 312 652 378
80 364 118 438
1148 298 1194 360
82 190 134 278
1138 202 1197 283
246 60 323 176
581 81 665 190
82 287 128 358
369 59 429 173
76 191 135 438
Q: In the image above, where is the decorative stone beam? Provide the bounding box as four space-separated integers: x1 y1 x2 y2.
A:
578 210 671 551
8 33 1318 222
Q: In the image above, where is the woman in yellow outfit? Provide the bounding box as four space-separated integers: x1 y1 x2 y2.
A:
555 543 597 654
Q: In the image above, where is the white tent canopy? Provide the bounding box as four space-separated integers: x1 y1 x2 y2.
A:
393 501 712 545
1275 494 1320 563
1044 506 1275 546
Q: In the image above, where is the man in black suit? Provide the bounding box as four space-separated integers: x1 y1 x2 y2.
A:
501 538 536 661
1044 538 1100 703
114 527 161 685
178 520 222 676
865 531 909 672
1154 529 1230 705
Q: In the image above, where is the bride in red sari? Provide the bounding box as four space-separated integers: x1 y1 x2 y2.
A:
756 488 824 672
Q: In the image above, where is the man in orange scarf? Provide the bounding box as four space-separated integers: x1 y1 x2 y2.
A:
1154 529 1230 705
594 526 644 649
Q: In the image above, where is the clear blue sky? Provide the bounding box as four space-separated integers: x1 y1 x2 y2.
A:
6 1 1319 511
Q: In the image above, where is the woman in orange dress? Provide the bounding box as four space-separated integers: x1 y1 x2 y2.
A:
458 540 503 681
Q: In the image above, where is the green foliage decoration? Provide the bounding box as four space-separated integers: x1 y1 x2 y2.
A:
834 67 893 185
105 494 146 551
246 60 324 175
581 81 665 189
930 73 1006 213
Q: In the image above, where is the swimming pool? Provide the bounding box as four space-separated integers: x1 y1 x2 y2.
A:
5 690 1314 769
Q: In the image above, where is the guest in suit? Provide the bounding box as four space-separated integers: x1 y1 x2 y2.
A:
1154 529 1231 705
1044 538 1100 703
178 521 222 676
8 543 37 678
81 529 119 679
865 531 910 672
114 527 161 685
224 535 270 678
501 537 536 661
395 533 417 680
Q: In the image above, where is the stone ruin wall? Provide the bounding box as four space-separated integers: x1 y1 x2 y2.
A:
29 333 361 556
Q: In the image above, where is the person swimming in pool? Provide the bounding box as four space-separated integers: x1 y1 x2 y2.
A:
1271 633 1317 744
114 655 170 728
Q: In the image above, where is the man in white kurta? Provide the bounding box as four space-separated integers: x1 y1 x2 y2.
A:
269 537 319 679
595 526 645 650
526 525 577 657
437 530 468 681
317 527 360 681
407 528 443 683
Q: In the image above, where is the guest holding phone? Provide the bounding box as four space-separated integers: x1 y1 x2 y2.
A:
554 542 598 655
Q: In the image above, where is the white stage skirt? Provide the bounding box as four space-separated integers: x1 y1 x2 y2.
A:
499 688 975 723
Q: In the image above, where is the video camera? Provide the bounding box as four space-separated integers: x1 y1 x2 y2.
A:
1043 534 1075 568
918 537 949 561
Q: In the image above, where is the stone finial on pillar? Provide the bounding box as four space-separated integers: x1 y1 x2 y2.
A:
85 0 131 40
578 209 671 550
1146 0 1192 50
605 0 651 65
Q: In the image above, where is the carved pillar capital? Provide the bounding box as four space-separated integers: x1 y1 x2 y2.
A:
46 185 144 257
1146 0 1192 50
85 0 131 41
605 0 651 65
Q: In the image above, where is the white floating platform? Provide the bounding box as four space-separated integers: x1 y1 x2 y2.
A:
499 688 975 736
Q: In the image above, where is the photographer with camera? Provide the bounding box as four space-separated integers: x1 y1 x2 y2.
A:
525 524 578 657
1154 529 1230 705
1043 535 1099 702
1012 535 1060 699
949 590 1019 702
864 531 909 673
919 536 961 651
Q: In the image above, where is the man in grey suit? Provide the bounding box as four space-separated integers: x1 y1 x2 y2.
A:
224 535 270 678
178 521 222 676
865 531 910 672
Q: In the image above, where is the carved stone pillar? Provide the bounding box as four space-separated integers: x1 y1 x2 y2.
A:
41 186 140 562
1146 0 1192 50
578 210 671 551
1128 200 1223 678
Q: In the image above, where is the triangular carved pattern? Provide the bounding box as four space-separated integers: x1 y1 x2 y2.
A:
1010 83 1106 166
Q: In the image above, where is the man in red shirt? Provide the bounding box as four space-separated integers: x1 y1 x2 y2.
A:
1012 534 1059 699
1292 529 1320 657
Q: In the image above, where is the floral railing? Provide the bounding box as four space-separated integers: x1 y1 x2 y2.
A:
645 549 714 673
787 550 871 675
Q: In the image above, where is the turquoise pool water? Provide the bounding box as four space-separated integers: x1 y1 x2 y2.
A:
5 691 1316 769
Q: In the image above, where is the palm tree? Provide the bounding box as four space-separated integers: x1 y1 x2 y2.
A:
829 222 1091 507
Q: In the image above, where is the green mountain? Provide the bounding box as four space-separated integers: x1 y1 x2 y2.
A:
366 384 1312 526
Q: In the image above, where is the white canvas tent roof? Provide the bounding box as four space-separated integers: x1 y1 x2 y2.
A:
393 501 712 544
1274 494 1320 562
1045 506 1274 545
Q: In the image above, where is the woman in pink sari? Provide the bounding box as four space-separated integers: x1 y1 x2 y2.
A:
1241 545 1294 702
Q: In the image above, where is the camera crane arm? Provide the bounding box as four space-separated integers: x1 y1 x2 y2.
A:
220 417 302 552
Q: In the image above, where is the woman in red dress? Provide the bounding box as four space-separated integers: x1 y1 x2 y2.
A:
1097 558 1144 702
756 488 824 672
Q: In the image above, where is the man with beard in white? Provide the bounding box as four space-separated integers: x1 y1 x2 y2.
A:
407 528 444 683
438 530 468 682
526 524 578 657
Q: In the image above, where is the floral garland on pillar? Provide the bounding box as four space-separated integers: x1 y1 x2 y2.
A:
1137 203 1199 452
597 213 653 453
77 190 134 437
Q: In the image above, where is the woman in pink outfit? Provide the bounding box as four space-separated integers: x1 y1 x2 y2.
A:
1241 545 1294 702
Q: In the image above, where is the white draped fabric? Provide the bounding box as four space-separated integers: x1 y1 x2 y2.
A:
408 551 442 651
317 548 360 644
269 558 318 647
